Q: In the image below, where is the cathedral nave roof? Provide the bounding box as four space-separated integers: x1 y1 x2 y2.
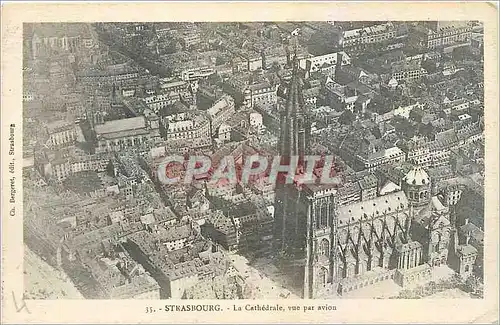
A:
337 191 409 224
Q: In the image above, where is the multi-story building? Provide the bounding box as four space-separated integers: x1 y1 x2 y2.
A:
23 91 35 102
65 97 86 119
324 81 375 113
110 273 161 299
125 230 231 299
50 158 72 181
404 128 468 168
229 201 274 255
77 69 139 87
70 155 110 174
341 22 397 51
443 98 470 115
337 181 361 207
273 55 460 298
179 66 215 82
357 146 406 171
122 88 136 97
162 113 210 141
142 93 181 113
46 120 77 148
235 50 263 72
456 122 483 146
246 82 278 109
45 153 110 181
340 134 407 172
324 83 359 112
181 30 201 48
207 95 236 135
262 46 309 70
391 60 428 82
159 79 189 93
30 23 95 59
202 211 238 251
95 115 160 153
410 21 472 50
299 51 351 74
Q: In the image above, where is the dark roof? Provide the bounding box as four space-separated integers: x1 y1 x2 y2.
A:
459 222 484 245
228 201 256 217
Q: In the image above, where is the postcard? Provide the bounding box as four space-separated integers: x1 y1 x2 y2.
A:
1 2 498 324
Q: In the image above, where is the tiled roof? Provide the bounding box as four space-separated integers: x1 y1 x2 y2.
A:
95 116 146 135
337 191 409 224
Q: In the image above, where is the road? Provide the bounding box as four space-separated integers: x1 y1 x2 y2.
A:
229 253 300 299
24 244 84 299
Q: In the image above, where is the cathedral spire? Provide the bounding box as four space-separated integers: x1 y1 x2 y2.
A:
286 56 304 115
278 42 310 160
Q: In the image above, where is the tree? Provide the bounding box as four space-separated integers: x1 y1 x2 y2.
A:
409 108 424 123
215 56 226 66
392 116 416 138
464 275 483 298
105 160 115 177
421 59 437 74
452 46 472 61
307 29 342 56
338 110 355 125
270 61 281 73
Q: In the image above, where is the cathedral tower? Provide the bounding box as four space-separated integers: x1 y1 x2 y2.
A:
401 165 431 208
277 54 311 160
273 50 312 255
272 47 338 299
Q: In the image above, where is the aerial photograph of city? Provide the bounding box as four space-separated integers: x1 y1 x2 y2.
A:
22 21 485 300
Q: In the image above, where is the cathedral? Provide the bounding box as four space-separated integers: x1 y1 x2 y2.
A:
272 53 476 299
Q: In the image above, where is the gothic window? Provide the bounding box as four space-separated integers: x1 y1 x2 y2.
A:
320 204 328 228
319 267 328 287
315 207 321 228
340 229 348 244
297 117 303 130
465 265 469 272
352 225 360 241
339 264 346 278
320 239 330 257
346 262 355 278
358 261 366 275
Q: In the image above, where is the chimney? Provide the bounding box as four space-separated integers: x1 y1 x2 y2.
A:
466 230 471 245
464 218 469 225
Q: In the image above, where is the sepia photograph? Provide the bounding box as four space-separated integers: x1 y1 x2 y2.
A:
2 2 498 324
21 19 486 300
